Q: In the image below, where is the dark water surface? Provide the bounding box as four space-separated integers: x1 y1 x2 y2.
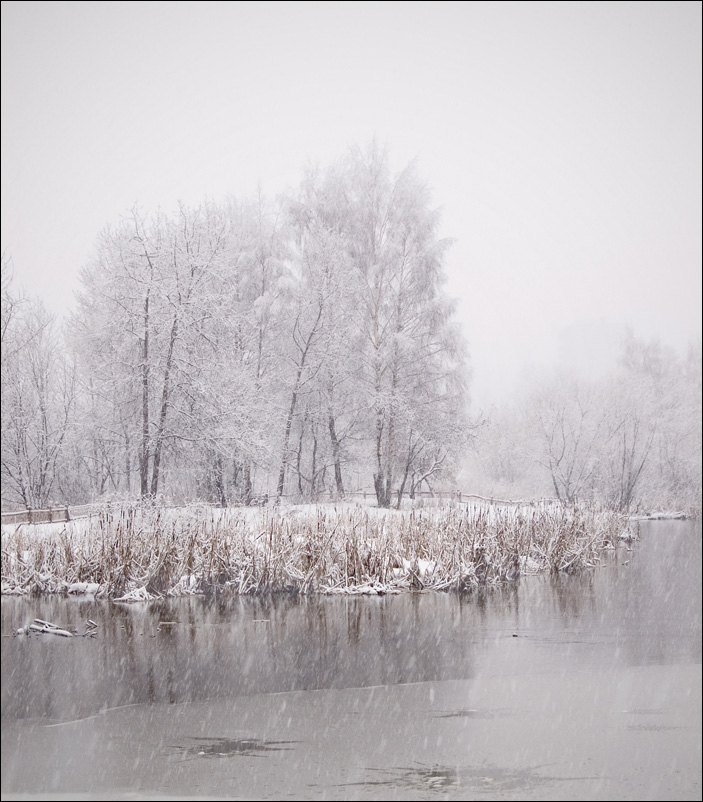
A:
1 519 701 800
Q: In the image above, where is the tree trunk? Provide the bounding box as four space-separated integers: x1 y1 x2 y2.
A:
296 420 305 496
150 312 178 496
310 430 318 500
384 407 395 508
373 370 390 507
214 454 227 507
276 305 323 503
396 461 410 509
396 431 417 509
243 464 252 505
328 410 345 498
124 430 131 493
277 386 299 503
139 290 150 497
374 416 390 507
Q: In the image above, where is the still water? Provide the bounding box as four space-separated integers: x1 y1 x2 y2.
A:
1 519 701 800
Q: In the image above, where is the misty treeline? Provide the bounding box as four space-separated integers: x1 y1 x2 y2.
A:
465 333 702 513
1 145 470 510
2 145 701 516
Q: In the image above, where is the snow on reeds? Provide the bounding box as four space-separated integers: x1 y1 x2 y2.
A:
1 502 631 599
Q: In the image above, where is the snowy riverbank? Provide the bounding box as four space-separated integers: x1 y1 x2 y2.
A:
1 502 633 600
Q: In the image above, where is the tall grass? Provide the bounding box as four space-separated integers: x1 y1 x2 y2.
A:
1 502 631 599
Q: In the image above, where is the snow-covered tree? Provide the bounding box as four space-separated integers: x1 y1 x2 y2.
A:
1 289 75 509
338 143 470 506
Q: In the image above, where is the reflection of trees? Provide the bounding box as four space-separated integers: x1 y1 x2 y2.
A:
547 572 598 625
2 593 480 720
337 594 477 686
347 599 362 648
2 525 698 725
0 585 569 721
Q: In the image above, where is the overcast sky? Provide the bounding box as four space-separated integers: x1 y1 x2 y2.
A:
2 0 701 408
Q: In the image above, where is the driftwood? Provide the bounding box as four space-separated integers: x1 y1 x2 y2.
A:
15 617 96 638
28 618 73 637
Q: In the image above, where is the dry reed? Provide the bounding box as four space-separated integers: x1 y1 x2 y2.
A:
1 502 632 600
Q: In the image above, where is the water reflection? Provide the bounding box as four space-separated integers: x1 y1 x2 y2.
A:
1 520 700 800
2 592 484 722
2 520 701 723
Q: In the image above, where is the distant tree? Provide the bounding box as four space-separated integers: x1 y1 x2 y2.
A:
526 372 613 504
474 329 702 513
1 292 75 509
604 331 700 511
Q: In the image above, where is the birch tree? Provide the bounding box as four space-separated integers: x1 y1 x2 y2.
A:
340 143 470 506
283 167 366 500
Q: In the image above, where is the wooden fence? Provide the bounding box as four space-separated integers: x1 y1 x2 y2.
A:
1 493 560 527
1 504 97 526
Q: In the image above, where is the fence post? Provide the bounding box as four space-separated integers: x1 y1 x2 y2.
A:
49 507 53 523
65 506 70 522
27 508 32 524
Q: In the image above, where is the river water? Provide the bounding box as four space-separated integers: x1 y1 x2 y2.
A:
1 519 701 800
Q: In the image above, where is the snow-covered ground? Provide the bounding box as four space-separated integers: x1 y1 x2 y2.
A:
2 500 630 600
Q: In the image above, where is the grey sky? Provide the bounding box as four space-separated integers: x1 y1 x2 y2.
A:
2 0 701 407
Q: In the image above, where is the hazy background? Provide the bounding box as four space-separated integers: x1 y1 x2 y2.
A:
2 0 701 409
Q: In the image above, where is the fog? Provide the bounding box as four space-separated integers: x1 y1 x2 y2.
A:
2 1 701 409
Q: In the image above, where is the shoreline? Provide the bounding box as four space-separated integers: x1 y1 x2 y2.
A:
1 503 634 602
